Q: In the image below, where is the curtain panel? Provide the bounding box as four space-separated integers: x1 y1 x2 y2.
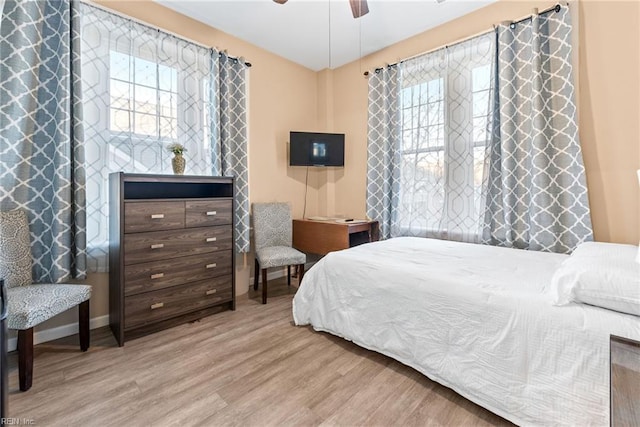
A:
0 0 86 282
366 33 495 242
398 33 495 242
366 66 401 240
482 6 593 253
213 53 250 253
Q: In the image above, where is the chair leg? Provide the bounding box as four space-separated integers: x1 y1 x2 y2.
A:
79 300 90 352
261 268 268 304
253 258 259 291
287 265 291 287
17 328 33 392
299 263 305 283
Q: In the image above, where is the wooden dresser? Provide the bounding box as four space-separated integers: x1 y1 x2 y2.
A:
109 173 235 346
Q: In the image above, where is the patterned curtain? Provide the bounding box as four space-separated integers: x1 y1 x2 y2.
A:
213 53 250 253
482 5 593 253
397 33 495 242
366 66 401 240
0 0 86 282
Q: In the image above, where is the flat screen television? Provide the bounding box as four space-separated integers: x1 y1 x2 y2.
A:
289 131 345 167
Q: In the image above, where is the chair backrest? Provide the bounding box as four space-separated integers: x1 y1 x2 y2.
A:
252 202 293 251
0 210 33 288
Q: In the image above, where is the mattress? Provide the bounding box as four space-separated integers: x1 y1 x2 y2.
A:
292 237 640 426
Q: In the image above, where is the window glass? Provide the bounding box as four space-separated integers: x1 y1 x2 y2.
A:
108 50 178 140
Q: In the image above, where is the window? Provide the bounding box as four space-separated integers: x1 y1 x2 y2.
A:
399 77 445 233
79 5 216 272
395 36 494 242
109 51 178 139
471 64 492 211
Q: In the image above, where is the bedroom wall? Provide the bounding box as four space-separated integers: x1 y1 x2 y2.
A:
328 0 640 246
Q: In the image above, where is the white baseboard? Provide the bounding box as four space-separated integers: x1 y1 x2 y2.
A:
7 314 110 352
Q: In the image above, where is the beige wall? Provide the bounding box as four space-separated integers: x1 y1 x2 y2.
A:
330 0 640 246
34 0 639 334
577 1 640 244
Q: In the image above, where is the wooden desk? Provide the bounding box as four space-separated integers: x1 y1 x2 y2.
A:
292 219 379 255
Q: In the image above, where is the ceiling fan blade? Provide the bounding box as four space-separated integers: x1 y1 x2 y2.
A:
349 0 369 19
273 0 288 4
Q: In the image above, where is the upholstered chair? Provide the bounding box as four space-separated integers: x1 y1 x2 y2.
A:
252 203 306 304
0 210 91 391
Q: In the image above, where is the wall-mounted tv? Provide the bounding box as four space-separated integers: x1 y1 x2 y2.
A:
289 131 345 167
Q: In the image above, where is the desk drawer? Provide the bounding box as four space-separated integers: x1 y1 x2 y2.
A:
124 226 232 265
124 276 232 329
124 251 232 296
125 201 185 233
185 200 232 228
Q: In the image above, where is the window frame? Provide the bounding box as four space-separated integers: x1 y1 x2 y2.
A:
107 49 180 143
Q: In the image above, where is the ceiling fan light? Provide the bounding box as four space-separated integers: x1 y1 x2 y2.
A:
349 0 369 19
273 0 288 4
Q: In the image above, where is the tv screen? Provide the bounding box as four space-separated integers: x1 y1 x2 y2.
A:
289 131 344 167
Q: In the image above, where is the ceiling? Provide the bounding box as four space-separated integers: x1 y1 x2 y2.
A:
154 0 497 71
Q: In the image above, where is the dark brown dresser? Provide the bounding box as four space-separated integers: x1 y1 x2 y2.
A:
109 173 235 346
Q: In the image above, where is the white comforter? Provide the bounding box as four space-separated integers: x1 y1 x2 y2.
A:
293 237 640 426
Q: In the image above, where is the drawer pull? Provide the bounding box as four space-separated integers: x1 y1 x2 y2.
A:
205 289 217 295
206 211 217 216
150 302 164 310
206 263 217 269
206 237 217 242
151 214 165 219
150 243 165 250
150 273 165 279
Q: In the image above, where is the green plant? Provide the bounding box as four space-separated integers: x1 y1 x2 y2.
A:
167 143 187 155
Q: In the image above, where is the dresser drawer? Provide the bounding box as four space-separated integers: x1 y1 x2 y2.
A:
124 251 233 296
123 226 232 265
185 200 232 228
124 201 185 233
124 275 232 329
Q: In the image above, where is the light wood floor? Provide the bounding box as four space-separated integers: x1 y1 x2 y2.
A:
8 278 512 426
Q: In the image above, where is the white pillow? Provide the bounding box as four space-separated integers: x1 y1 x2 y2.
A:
550 242 640 316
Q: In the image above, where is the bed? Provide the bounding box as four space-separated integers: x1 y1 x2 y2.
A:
292 237 640 426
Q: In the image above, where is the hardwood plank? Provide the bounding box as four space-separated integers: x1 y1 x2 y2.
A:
8 278 512 426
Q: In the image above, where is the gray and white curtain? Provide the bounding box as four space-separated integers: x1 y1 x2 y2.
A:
482 6 593 253
212 53 250 253
77 3 250 270
366 66 401 240
0 0 86 282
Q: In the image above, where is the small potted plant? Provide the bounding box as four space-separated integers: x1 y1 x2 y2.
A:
167 143 187 175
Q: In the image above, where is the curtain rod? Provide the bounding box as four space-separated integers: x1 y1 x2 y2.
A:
363 2 566 76
81 0 252 68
